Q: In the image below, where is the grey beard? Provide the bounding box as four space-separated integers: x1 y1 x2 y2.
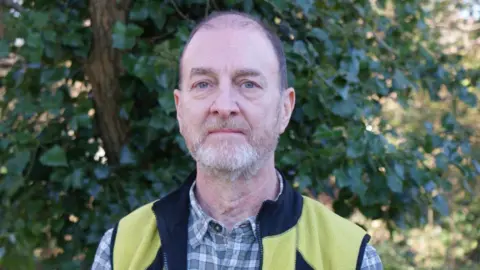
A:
195 149 273 182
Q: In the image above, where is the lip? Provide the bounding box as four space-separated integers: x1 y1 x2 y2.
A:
208 129 244 134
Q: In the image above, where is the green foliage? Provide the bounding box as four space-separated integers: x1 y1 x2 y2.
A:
0 0 478 268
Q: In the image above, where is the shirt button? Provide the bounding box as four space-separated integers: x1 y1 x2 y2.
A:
213 224 222 233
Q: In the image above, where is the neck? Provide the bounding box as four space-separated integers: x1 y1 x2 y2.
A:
194 156 279 230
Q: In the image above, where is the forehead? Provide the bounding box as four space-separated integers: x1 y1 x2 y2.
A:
181 23 279 79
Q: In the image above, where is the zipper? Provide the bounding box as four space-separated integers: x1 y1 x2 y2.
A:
152 209 168 270
294 226 299 268
163 251 168 270
256 221 263 270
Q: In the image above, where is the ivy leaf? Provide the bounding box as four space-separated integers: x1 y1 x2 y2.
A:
293 41 308 57
424 135 433 153
40 68 68 85
69 114 91 131
346 139 365 158
270 0 288 11
459 91 477 107
30 11 50 29
346 58 360 83
472 159 480 174
409 166 422 185
333 168 350 188
26 31 43 48
441 113 456 131
424 181 436 193
119 145 137 165
62 32 84 47
6 151 31 175
336 85 350 100
130 2 149 21
94 166 110 180
302 102 317 120
243 0 254 12
148 4 166 30
348 164 367 198
43 30 57 42
313 125 343 141
435 153 449 170
296 174 312 191
460 141 471 156
311 28 329 41
393 69 410 90
433 195 449 216
149 112 176 132
394 163 405 180
0 40 10 58
112 22 144 50
296 0 314 14
387 171 403 193
40 145 68 167
67 169 84 189
1 175 25 196
158 93 176 114
331 99 356 117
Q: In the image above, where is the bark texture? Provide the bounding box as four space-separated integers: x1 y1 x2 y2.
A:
85 0 131 164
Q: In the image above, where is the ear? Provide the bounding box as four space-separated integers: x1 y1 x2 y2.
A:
279 87 295 133
173 89 183 131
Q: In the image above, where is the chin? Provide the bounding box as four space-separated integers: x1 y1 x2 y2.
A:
195 145 259 171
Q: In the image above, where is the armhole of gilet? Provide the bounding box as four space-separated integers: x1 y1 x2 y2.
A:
110 223 119 270
355 234 371 270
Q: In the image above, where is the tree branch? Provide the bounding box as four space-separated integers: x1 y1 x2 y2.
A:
84 0 131 164
0 0 24 12
169 0 189 21
205 0 210 18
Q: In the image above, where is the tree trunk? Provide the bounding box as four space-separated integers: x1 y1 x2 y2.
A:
85 0 131 164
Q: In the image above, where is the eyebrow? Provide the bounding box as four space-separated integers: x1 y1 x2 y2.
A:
232 68 263 78
190 67 216 78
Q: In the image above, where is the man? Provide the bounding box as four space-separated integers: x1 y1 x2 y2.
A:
92 11 383 270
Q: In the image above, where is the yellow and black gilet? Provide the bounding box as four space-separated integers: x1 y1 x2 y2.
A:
110 170 370 269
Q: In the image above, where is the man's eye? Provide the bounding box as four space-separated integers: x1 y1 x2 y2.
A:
242 81 257 89
194 82 210 89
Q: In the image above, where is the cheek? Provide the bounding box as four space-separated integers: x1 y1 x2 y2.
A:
179 101 210 133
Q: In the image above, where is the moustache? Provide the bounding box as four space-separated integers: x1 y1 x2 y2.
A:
202 119 250 135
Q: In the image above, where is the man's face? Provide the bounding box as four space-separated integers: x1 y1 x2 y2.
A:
174 20 295 176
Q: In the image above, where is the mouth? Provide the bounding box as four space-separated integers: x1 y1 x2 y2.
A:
208 129 244 134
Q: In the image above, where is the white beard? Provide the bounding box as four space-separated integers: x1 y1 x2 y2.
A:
193 137 260 178
188 128 279 181
182 102 282 181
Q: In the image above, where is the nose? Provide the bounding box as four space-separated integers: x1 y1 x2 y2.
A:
209 86 240 118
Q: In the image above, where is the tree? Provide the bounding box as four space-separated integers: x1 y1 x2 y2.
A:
0 0 478 268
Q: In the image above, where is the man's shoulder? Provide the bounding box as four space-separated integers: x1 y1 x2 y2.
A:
301 195 367 235
118 200 159 229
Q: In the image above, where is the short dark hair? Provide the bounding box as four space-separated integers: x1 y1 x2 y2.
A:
178 11 288 91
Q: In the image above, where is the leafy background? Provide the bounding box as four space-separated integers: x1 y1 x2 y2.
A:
0 0 479 269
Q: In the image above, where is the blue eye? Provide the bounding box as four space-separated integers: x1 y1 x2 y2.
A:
194 82 210 89
242 81 256 89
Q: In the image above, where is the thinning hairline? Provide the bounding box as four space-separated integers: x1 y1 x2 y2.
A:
199 15 264 31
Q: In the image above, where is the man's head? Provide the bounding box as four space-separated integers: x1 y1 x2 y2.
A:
173 11 295 180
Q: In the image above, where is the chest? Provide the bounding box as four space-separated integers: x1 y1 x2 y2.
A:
186 218 260 270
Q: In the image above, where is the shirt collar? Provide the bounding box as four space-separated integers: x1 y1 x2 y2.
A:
188 170 284 246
